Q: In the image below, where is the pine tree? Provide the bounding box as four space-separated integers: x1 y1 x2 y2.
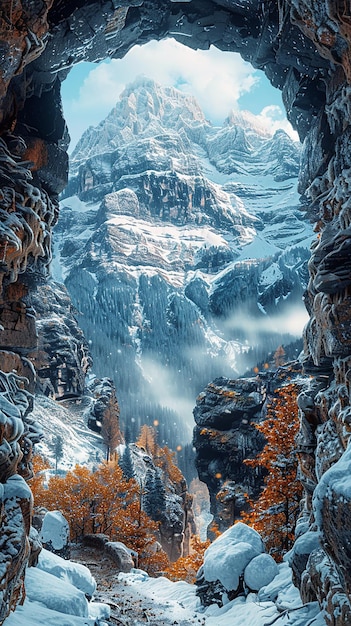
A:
50 435 64 474
152 469 167 522
119 444 135 480
142 469 155 518
241 382 302 560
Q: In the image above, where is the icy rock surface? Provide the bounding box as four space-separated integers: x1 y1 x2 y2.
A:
244 553 279 591
40 511 70 557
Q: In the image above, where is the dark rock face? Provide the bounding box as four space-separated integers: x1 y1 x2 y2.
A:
193 366 303 534
193 377 266 531
27 280 92 399
104 542 135 573
1 1 351 622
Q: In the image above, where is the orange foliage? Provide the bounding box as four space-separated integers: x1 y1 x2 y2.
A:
137 425 157 456
30 454 51 501
136 425 184 484
241 383 303 560
30 459 169 574
165 534 210 583
155 445 183 484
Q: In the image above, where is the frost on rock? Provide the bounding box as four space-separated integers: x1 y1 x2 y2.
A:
40 511 70 558
0 366 42 624
244 553 279 591
0 134 56 288
197 522 274 606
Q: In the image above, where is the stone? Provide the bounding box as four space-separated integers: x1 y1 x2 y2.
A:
82 534 109 550
244 553 279 592
40 510 70 559
104 541 134 572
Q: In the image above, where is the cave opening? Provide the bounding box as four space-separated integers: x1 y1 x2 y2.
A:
3 2 351 620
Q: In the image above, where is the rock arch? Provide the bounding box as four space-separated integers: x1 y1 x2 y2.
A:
1 1 351 622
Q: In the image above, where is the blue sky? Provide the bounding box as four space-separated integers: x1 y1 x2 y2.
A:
61 38 297 151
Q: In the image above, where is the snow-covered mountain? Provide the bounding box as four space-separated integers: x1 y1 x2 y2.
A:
54 78 312 442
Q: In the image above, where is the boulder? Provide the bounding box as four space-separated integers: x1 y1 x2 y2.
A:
104 542 134 572
40 510 70 559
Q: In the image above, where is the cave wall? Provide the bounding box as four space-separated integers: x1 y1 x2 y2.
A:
0 1 351 623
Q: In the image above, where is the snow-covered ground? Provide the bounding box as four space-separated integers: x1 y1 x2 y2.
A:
31 394 106 472
5 549 325 626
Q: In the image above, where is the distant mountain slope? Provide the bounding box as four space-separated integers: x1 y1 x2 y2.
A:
55 78 312 442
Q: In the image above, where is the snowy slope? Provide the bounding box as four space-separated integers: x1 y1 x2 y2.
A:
31 394 106 471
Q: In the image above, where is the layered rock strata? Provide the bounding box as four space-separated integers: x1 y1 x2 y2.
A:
0 1 350 623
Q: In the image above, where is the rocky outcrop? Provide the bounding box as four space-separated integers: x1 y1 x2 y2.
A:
1 1 351 623
193 376 266 533
193 364 304 534
27 279 92 399
121 442 195 562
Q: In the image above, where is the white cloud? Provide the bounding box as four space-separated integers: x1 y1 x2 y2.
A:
63 38 298 148
256 105 299 141
68 39 256 127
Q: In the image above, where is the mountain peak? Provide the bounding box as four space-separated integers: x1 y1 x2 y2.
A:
225 110 273 138
70 78 207 165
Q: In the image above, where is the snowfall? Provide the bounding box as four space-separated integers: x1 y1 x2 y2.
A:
5 521 326 626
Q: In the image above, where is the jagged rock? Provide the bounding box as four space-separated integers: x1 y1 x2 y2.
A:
193 364 306 534
27 280 92 399
193 375 267 531
128 442 195 562
28 527 42 568
289 531 321 592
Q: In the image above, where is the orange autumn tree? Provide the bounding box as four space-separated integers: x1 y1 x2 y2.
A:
165 534 210 583
241 382 303 561
30 458 169 574
136 425 184 484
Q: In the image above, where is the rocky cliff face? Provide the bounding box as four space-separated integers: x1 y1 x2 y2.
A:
1 1 351 623
27 280 92 400
193 376 266 533
193 363 305 535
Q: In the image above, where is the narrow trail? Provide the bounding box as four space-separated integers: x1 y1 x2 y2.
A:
70 544 206 626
